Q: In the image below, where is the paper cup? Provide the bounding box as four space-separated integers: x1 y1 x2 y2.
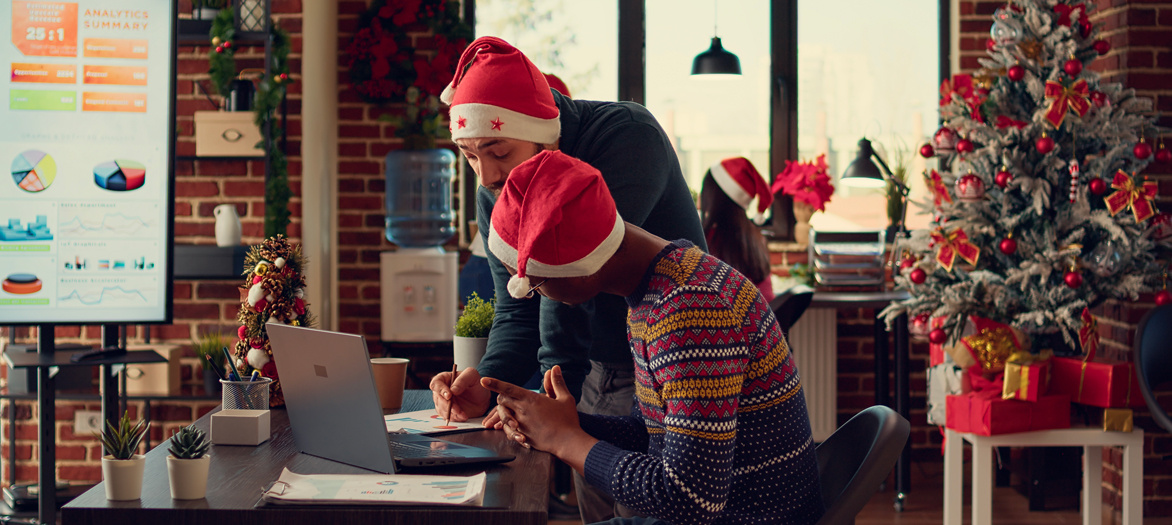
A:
371 358 409 410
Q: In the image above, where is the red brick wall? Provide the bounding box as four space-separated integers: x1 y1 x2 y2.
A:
954 0 1172 517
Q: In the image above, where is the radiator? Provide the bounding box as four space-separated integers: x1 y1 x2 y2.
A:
786 308 837 442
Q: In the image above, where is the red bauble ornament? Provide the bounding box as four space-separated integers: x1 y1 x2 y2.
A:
1134 141 1152 160
956 173 987 202
929 328 947 345
1156 148 1172 163
1063 58 1083 76
1149 213 1172 241
933 127 958 154
215 45 224 53
911 314 930 337
1080 20 1092 38
1156 290 1172 306
999 238 1017 255
995 170 1013 188
223 41 232 49
1090 91 1108 107
899 257 916 271
1093 40 1111 55
909 268 927 284
1064 271 1083 289
279 73 289 80
956 139 975 154
1036 135 1055 154
1088 178 1107 196
986 38 996 51
1007 65 1025 82
920 144 935 158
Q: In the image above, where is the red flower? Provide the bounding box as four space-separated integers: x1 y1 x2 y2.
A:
262 360 278 379
773 154 835 212
379 0 422 25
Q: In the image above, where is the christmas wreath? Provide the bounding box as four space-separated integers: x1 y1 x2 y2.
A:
343 0 472 148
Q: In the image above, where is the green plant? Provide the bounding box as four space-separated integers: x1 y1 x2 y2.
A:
454 292 495 338
97 411 149 460
193 331 227 371
884 141 914 228
168 425 211 460
788 263 815 288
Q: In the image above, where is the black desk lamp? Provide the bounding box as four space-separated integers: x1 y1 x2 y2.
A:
841 138 912 288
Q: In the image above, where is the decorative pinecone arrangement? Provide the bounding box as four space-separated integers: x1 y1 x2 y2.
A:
234 235 314 407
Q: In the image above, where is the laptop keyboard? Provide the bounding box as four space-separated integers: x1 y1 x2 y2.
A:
388 439 461 458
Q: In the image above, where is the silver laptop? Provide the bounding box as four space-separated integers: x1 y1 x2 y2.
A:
266 323 514 473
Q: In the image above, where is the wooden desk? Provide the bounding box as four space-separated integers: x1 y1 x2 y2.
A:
62 391 550 525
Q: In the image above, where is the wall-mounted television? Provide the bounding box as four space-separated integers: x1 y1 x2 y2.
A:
0 0 175 325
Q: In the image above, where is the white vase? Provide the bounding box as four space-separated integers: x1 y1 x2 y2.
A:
453 336 488 372
214 204 242 247
167 455 211 500
101 455 146 501
195 7 220 20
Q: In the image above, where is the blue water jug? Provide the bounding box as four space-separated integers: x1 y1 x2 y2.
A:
384 149 456 247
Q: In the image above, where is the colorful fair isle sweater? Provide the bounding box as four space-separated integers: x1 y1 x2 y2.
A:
580 241 824 525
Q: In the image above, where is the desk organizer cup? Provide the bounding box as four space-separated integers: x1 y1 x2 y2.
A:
221 377 272 410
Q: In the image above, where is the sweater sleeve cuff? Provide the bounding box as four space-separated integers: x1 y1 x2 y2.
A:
583 440 628 498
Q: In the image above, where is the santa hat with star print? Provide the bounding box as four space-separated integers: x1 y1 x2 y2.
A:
487 150 624 299
710 157 773 224
440 37 561 144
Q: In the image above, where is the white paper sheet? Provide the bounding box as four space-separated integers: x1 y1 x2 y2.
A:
384 409 486 434
261 468 487 506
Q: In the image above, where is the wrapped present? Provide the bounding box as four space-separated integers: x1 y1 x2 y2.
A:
1001 350 1053 401
1103 408 1134 432
945 390 1071 436
960 316 1027 376
927 362 965 426
1050 356 1144 408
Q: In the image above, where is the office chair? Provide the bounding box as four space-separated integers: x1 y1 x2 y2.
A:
1134 304 1172 434
814 405 910 525
770 284 815 335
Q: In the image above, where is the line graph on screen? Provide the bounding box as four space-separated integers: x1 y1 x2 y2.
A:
58 204 158 238
57 280 156 307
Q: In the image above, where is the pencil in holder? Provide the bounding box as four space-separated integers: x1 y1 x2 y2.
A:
221 377 272 410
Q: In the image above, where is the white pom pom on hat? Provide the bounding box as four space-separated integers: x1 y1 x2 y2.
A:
487 151 624 299
246 348 270 369
710 157 773 223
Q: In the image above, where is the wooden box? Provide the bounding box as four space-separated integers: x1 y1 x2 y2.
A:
194 111 263 157
123 344 182 396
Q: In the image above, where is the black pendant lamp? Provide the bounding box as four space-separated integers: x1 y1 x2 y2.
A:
691 1 741 76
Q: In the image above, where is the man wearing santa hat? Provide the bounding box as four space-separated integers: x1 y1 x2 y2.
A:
479 150 824 525
428 36 706 522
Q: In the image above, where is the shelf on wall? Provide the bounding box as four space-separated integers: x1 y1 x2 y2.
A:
176 155 266 162
173 245 251 280
177 19 268 45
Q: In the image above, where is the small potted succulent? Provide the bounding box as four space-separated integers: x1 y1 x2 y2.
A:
97 411 149 501
453 292 494 371
166 424 212 499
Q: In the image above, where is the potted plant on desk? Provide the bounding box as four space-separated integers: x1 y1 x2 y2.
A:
97 411 148 501
453 292 494 371
194 330 227 396
166 424 212 500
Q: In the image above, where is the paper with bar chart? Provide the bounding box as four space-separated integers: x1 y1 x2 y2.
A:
0 0 174 323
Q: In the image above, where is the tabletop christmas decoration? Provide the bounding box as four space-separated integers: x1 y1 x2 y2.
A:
234 235 314 408
883 0 1169 355
771 153 836 212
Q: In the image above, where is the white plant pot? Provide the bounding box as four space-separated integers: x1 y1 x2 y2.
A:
195 7 220 20
167 455 211 500
453 336 488 371
214 204 242 247
101 455 146 501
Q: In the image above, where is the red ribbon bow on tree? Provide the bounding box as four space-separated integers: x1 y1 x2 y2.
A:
1043 79 1091 127
1104 170 1159 223
931 227 981 272
925 170 953 209
1078 307 1099 360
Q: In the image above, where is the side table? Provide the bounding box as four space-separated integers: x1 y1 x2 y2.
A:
943 427 1144 525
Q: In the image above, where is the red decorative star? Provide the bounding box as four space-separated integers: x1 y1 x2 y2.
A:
490 118 503 131
456 116 466 129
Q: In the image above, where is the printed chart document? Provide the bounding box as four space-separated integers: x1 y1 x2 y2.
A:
261 468 487 506
385 409 486 435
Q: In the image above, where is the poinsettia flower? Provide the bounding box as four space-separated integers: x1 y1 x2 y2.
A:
379 0 422 25
371 33 399 60
773 154 835 211
371 57 391 80
413 53 451 96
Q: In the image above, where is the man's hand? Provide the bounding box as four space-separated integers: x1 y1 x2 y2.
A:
481 366 597 472
429 367 490 422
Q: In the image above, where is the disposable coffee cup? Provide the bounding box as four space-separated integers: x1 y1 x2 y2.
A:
371 358 409 410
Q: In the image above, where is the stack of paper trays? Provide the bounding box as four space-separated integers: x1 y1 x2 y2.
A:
261 468 486 506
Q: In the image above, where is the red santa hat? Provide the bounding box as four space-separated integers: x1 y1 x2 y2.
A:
487 151 624 299
710 157 773 224
543 73 571 97
440 37 561 144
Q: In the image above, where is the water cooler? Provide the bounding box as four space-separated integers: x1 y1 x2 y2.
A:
380 149 458 342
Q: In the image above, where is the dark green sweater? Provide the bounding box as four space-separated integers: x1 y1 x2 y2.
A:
476 90 707 399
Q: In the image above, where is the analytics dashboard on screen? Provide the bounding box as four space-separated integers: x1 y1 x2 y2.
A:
0 0 175 324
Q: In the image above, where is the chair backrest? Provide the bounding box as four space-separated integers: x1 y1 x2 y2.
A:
814 405 910 525
1134 304 1172 434
770 284 815 334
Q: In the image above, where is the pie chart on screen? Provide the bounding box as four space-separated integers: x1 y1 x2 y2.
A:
94 159 146 191
11 150 57 193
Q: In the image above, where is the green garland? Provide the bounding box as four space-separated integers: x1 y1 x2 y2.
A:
208 9 293 237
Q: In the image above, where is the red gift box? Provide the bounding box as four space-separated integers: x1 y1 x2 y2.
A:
945 390 1071 436
1049 356 1145 408
1001 354 1051 402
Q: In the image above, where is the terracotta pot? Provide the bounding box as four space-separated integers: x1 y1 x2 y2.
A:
102 455 146 501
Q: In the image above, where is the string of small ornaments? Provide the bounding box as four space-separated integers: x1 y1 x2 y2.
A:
234 235 314 408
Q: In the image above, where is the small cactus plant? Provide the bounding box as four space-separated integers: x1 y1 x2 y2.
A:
97 411 149 460
167 425 211 460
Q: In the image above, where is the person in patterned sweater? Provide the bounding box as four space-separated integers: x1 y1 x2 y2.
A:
480 150 824 525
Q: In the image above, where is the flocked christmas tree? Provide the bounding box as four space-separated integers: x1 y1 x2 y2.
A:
881 0 1171 352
